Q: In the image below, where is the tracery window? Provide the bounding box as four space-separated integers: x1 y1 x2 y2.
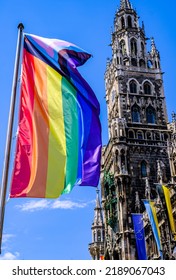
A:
141 42 145 57
146 106 156 124
132 106 140 123
127 16 132 28
147 60 153 68
121 17 125 29
144 82 151 95
131 38 137 56
137 131 143 140
97 230 101 242
139 59 145 67
129 130 134 138
146 131 152 140
130 80 137 93
120 40 126 55
131 58 137 66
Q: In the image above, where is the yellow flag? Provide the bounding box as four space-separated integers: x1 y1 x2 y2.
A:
162 185 176 241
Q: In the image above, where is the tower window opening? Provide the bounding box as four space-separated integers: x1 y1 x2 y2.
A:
131 39 137 56
93 232 96 242
97 230 101 242
130 80 137 93
155 61 157 69
127 16 132 28
132 106 140 123
144 82 151 95
146 106 156 124
137 131 143 140
120 40 126 55
129 130 134 138
121 151 126 173
121 17 125 29
146 131 152 140
164 133 169 141
139 59 145 68
147 60 153 68
131 58 137 66
141 161 147 177
141 42 145 57
155 133 160 141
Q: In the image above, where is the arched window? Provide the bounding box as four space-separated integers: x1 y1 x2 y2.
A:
131 58 137 66
164 133 169 141
129 130 134 138
141 42 145 57
146 106 156 124
155 133 160 141
137 131 143 140
121 150 126 173
93 232 96 242
130 80 137 93
131 39 137 56
121 17 125 29
120 40 126 55
146 131 152 140
139 59 145 68
127 16 132 28
144 82 151 95
141 161 147 177
132 106 140 123
97 230 101 242
147 60 153 68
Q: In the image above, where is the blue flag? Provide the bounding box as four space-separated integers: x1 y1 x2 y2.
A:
143 199 163 259
131 213 147 260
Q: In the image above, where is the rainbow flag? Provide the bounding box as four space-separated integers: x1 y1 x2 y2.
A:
10 34 102 198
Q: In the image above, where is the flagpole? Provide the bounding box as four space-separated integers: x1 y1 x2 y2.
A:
0 23 24 254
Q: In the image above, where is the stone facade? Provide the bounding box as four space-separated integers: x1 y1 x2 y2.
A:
89 0 176 260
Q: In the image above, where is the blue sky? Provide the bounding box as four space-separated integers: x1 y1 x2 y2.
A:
0 0 176 260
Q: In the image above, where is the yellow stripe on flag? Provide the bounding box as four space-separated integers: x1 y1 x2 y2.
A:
162 185 176 241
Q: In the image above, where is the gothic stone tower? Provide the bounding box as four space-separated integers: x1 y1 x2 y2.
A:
89 190 105 260
101 0 171 260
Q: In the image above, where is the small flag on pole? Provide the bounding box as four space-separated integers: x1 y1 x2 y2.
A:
143 199 163 259
131 213 147 260
10 33 102 198
162 185 176 240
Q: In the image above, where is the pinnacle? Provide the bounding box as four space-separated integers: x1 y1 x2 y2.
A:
120 0 132 9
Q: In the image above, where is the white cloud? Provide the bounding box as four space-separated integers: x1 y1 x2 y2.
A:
51 200 88 209
15 198 95 212
0 251 20 260
2 234 15 243
16 199 50 212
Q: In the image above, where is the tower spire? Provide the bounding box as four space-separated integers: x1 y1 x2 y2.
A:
89 189 105 260
120 0 132 9
150 37 158 56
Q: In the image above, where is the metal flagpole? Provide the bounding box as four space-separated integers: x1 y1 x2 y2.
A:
0 23 24 254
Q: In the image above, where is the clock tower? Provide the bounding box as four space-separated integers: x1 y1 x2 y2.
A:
100 0 171 259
